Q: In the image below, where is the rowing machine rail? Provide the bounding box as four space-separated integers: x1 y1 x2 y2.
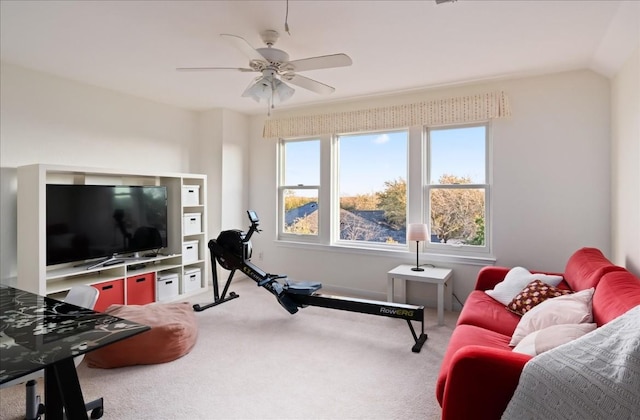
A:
192 210 428 352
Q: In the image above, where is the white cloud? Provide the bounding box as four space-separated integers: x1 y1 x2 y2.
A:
373 134 390 144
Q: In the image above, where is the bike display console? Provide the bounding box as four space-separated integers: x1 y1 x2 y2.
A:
193 210 428 353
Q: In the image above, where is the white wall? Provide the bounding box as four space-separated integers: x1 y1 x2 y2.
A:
492 71 611 266
0 62 199 284
0 60 622 307
193 109 224 239
192 108 249 236
0 168 17 285
0 63 197 170
220 109 250 231
611 46 640 276
247 70 613 307
192 107 250 287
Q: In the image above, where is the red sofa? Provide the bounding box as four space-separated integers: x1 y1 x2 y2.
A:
436 247 640 420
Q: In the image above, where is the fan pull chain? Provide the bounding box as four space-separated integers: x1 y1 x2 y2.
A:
268 97 275 116
269 77 276 116
284 0 291 35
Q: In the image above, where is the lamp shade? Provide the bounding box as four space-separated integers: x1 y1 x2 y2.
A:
407 223 429 242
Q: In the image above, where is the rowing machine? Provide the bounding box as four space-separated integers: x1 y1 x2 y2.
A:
193 210 428 352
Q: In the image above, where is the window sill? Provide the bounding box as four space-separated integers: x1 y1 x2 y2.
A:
274 240 496 267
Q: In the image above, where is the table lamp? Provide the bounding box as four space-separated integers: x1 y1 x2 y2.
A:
407 223 429 271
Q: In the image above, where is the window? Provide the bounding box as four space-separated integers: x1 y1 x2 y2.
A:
336 130 408 246
277 123 491 258
426 124 488 251
278 138 320 237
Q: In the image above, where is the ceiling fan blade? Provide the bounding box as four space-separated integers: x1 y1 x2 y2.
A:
287 54 352 72
176 67 255 72
220 34 266 62
285 74 335 95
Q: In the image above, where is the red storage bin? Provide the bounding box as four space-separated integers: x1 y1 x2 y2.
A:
126 273 155 305
93 279 125 312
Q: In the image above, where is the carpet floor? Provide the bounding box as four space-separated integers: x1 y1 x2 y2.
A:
0 278 458 419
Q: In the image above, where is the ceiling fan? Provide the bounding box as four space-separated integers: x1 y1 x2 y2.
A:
177 30 352 113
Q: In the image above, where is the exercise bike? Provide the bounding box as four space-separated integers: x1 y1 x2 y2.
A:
193 210 428 352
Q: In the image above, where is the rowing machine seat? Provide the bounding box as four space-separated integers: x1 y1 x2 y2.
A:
284 281 322 295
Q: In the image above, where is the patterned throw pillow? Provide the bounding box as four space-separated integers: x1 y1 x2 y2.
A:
506 279 572 316
485 267 563 305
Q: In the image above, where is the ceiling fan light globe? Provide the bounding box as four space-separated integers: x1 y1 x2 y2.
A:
242 78 272 103
240 89 262 103
275 81 295 103
255 85 273 101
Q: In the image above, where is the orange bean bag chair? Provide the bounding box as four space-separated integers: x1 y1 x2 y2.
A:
86 302 198 368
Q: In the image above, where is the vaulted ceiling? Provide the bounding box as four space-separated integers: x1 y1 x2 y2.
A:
1 1 637 115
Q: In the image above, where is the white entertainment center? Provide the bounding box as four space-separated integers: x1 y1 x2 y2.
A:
17 164 209 308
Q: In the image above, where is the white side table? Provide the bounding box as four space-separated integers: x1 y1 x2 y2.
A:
387 264 453 326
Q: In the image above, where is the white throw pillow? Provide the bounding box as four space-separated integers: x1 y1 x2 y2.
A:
485 266 564 306
512 323 597 356
509 288 595 347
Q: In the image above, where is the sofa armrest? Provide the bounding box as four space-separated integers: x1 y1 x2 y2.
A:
475 266 511 291
441 345 531 420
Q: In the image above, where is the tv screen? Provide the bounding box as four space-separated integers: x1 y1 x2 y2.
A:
46 184 168 266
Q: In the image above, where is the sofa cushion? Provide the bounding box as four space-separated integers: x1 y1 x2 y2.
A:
436 324 512 405
456 290 521 336
485 266 563 306
509 288 594 347
86 302 198 368
512 323 597 356
592 270 640 326
563 247 624 291
506 279 573 316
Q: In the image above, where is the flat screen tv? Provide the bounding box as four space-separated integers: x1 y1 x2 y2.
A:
46 184 168 266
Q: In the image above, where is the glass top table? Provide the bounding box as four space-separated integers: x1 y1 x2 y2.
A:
0 284 150 419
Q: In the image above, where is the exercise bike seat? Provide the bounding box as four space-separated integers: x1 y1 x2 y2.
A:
284 281 322 295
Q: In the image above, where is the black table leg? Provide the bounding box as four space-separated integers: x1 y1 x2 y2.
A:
45 358 89 420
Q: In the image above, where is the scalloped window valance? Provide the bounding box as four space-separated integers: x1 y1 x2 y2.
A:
263 91 511 139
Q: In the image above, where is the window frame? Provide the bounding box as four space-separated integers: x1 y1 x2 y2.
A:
276 122 492 259
423 122 491 255
277 136 322 243
332 128 409 250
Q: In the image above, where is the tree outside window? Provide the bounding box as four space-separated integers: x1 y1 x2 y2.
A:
280 138 320 236
337 130 408 245
427 125 487 248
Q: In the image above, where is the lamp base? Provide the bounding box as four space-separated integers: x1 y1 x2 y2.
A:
411 267 425 272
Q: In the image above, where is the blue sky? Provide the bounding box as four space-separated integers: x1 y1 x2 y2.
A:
284 125 485 195
284 140 320 185
430 126 486 184
339 131 407 196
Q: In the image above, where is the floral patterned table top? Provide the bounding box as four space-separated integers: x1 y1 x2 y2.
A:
0 285 149 384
